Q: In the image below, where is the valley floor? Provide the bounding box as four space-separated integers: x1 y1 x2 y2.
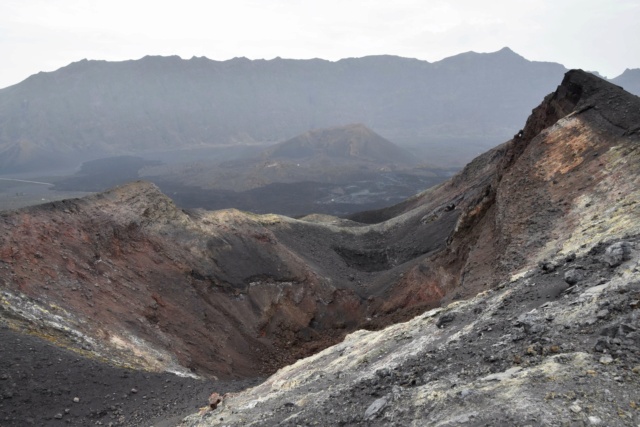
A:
0 175 93 212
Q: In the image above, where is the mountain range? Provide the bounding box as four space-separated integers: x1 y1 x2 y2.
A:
0 47 573 173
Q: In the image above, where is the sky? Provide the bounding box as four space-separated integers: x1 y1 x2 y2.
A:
1 0 638 89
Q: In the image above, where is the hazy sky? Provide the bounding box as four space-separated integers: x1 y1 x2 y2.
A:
1 0 638 89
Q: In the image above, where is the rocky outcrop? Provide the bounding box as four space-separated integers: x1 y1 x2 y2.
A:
373 70 640 317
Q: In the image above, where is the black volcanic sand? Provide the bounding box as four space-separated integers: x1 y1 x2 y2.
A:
0 326 261 426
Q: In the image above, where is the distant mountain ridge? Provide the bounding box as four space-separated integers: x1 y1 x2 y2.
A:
610 68 640 97
0 47 569 173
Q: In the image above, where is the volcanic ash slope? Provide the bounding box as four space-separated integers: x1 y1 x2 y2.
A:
181 71 640 426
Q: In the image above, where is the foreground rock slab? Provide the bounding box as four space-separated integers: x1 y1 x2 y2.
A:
182 238 640 426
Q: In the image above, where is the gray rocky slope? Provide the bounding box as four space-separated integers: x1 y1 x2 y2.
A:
180 71 640 426
182 239 640 426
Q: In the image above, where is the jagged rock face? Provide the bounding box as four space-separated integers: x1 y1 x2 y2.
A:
375 70 640 317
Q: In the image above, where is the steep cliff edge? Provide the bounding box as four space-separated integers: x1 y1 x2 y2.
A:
373 70 640 319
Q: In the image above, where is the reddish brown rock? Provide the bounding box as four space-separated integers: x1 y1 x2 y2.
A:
208 393 222 409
